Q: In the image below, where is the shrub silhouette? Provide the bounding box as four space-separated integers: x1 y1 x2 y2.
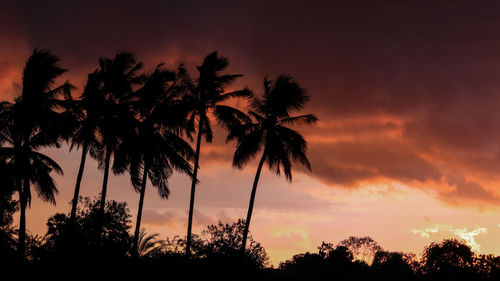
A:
37 197 132 261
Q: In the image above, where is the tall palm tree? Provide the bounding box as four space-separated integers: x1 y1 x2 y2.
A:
93 52 143 230
68 70 103 223
0 49 74 256
226 75 317 252
115 65 194 255
184 51 251 256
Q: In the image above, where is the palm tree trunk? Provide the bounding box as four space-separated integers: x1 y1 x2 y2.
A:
70 142 88 222
17 180 28 257
97 147 112 232
132 162 149 257
186 121 203 257
241 151 267 252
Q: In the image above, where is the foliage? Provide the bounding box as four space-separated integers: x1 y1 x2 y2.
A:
154 219 270 269
422 238 477 280
338 236 383 265
35 197 132 260
372 251 416 280
198 219 270 268
0 191 17 259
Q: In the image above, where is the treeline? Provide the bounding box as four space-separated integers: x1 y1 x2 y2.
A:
1 196 500 280
0 48 316 260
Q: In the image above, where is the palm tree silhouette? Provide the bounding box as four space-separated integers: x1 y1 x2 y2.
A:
136 229 165 257
0 49 74 256
228 75 317 252
68 70 104 223
115 65 194 255
94 52 143 231
183 51 251 256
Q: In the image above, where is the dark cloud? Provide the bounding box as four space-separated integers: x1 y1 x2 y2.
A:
305 140 442 186
441 176 500 206
3 1 500 206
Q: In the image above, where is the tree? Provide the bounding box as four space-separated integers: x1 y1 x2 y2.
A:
183 51 250 256
42 197 132 260
135 230 166 258
0 49 74 256
115 65 194 255
0 158 17 259
68 70 104 223
422 239 476 280
318 243 354 267
474 254 500 279
198 219 269 269
226 75 317 252
372 250 416 280
337 236 382 265
93 52 143 231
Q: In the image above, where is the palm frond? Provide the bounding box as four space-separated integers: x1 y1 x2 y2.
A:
279 114 318 126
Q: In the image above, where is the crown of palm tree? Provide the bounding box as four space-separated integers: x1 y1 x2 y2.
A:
114 64 194 197
90 52 143 171
230 75 317 181
184 51 251 142
0 49 73 205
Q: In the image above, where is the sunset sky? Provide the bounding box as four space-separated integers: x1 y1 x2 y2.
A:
3 0 500 265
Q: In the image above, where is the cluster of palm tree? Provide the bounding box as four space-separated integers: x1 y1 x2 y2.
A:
0 48 317 258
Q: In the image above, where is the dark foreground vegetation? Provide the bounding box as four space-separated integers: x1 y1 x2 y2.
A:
2 195 500 280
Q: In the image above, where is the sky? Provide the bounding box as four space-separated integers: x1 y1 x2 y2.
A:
2 0 500 265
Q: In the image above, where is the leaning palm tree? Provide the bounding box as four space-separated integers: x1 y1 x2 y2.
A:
93 52 143 230
68 70 104 223
0 49 74 256
115 65 194 255
183 51 251 256
226 75 317 252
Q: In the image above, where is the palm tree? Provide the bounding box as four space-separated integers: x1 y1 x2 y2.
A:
115 65 194 255
227 75 317 252
68 70 103 223
93 52 143 230
136 230 167 257
0 49 74 256
183 51 251 256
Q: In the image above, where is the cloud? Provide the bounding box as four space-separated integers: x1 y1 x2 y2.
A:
440 176 500 205
412 224 487 252
4 0 500 209
305 140 442 186
142 209 178 227
142 208 235 229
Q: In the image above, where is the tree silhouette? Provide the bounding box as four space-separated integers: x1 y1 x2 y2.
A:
42 197 132 260
93 52 143 232
319 243 354 267
372 250 416 280
0 157 17 259
226 75 317 252
115 65 194 255
0 49 73 256
422 238 476 280
136 230 166 257
68 70 104 223
183 51 250 256
198 219 269 269
338 236 382 265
